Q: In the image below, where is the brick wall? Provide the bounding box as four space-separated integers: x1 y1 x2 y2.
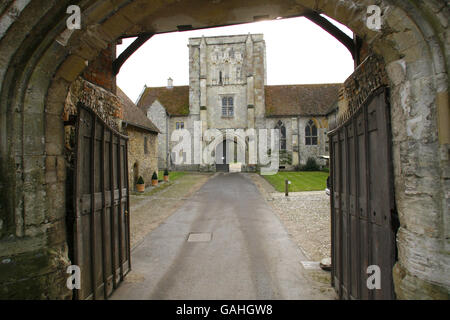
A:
82 44 117 93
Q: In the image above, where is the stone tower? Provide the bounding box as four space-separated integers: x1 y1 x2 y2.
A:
188 34 266 132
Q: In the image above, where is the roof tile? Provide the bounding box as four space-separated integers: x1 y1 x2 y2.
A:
117 87 160 133
264 83 341 116
137 86 190 116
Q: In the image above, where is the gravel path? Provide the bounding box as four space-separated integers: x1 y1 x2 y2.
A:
249 174 331 262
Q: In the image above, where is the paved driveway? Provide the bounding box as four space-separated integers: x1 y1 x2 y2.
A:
111 173 333 300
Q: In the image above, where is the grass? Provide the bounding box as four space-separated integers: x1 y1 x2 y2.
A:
262 171 329 192
158 171 187 181
133 172 188 196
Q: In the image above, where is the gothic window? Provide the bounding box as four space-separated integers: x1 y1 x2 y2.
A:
275 120 287 150
219 71 223 85
305 119 318 145
176 122 184 130
222 96 234 117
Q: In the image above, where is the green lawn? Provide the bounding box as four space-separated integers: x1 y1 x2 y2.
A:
262 171 329 192
158 171 187 182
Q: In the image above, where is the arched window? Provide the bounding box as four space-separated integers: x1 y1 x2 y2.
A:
275 120 286 150
305 119 318 145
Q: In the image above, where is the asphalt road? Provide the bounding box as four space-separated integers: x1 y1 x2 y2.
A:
111 173 332 300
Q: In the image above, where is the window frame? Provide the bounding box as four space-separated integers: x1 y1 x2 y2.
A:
221 95 234 118
176 122 185 130
305 119 318 146
275 120 287 151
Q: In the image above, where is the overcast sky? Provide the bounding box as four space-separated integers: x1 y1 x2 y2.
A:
117 16 354 103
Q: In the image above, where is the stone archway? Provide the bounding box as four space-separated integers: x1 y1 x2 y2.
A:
0 0 448 299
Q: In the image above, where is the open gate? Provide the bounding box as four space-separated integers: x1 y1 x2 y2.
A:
329 86 398 300
72 104 131 300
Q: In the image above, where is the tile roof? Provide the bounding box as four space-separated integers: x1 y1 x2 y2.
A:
264 83 341 117
117 87 160 133
136 83 340 118
137 86 190 116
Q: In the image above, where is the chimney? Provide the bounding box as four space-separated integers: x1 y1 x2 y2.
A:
167 77 173 89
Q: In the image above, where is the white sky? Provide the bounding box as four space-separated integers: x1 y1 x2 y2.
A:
117 16 354 103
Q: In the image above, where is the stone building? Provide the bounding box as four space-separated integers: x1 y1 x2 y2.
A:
140 34 340 171
118 88 159 188
1 0 448 300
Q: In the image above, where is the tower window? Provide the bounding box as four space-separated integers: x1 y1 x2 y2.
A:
305 119 318 145
176 122 184 130
222 96 234 117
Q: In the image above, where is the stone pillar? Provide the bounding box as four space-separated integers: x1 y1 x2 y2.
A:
199 36 207 111
247 106 255 129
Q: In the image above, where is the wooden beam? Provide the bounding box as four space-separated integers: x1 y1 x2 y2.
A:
303 11 356 60
112 33 154 76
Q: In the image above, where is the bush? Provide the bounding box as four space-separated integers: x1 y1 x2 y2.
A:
164 169 169 176
301 157 320 171
152 171 158 180
137 176 144 185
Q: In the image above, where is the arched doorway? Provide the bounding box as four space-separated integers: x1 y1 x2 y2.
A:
215 139 243 172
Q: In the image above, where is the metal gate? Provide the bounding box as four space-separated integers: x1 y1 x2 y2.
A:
329 86 398 300
73 104 131 300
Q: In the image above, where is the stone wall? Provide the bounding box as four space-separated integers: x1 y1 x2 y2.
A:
147 101 168 169
298 117 328 166
126 127 158 188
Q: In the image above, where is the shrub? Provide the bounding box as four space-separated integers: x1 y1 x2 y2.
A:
301 157 320 171
152 171 158 180
137 176 144 185
164 169 169 176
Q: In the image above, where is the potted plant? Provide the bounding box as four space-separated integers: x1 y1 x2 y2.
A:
151 171 158 186
136 176 145 192
163 169 169 182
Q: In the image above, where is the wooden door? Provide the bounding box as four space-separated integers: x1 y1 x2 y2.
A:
329 87 398 300
72 104 131 300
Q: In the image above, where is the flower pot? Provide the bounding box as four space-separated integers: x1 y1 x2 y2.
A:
164 175 169 182
152 179 158 186
136 183 145 192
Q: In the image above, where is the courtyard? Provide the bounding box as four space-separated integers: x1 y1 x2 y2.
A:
113 172 335 300
0 0 448 302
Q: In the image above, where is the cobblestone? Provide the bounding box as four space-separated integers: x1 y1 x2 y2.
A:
250 174 331 262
